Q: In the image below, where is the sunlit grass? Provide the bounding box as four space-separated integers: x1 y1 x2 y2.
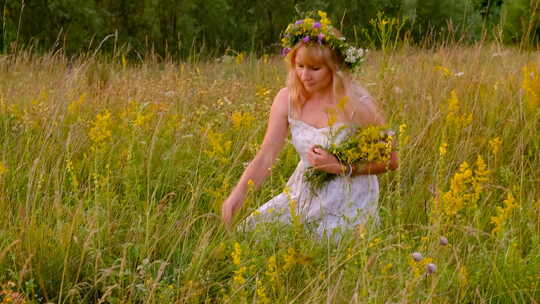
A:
0 44 539 303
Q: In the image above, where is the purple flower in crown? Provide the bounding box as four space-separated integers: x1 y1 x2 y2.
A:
317 33 325 44
313 22 321 29
281 47 291 57
302 36 311 43
295 20 304 25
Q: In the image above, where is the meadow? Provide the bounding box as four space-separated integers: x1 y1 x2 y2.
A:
0 44 539 303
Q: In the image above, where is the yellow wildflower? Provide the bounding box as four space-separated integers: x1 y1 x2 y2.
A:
265 255 278 282
235 52 245 64
0 162 7 176
88 110 112 151
67 93 87 114
521 64 540 110
204 129 232 165
232 266 247 285
409 256 433 279
491 191 518 234
231 111 255 130
433 155 490 224
489 137 502 156
231 242 242 266
283 247 297 271
436 65 452 77
256 279 270 304
439 142 448 157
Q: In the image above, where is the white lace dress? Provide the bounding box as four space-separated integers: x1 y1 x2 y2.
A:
243 112 380 237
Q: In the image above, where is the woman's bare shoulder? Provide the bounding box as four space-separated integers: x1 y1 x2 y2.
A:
270 87 290 113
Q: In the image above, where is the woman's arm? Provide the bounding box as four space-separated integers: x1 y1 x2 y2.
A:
221 88 290 227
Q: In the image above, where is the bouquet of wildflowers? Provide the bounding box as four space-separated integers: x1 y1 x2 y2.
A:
304 126 394 193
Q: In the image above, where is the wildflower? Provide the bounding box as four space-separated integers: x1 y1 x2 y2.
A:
521 64 540 110
231 242 242 266
235 52 245 64
256 279 270 303
409 256 433 278
439 236 449 246
265 255 278 282
232 266 247 285
458 265 468 291
204 129 232 165
489 137 502 156
435 65 452 77
283 247 297 271
0 162 7 176
426 263 437 274
439 142 448 157
88 110 112 152
231 111 255 130
433 155 489 224
412 252 423 262
445 90 473 129
67 93 87 114
303 36 311 43
490 191 518 234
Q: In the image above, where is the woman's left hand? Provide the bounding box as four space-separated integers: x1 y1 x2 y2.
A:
306 146 343 175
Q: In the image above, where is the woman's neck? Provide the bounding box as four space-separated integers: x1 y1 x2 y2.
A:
305 88 333 104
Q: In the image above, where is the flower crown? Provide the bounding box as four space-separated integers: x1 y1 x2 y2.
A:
280 11 367 71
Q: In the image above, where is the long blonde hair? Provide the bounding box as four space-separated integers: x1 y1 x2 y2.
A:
285 42 384 126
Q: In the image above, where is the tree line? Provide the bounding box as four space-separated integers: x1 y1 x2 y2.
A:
1 0 539 59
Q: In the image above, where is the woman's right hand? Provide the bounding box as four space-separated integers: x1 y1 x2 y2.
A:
221 196 240 229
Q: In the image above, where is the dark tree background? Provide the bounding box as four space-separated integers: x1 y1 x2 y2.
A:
0 0 537 58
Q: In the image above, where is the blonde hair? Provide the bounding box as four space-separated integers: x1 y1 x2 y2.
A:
285 42 384 126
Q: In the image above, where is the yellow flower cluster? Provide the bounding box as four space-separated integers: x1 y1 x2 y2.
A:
434 155 489 223
88 110 112 152
255 86 271 99
0 162 7 176
435 65 453 77
204 129 232 165
490 191 518 235
446 90 472 129
439 142 448 157
282 247 309 271
489 137 502 156
231 111 255 130
255 278 270 304
521 64 540 110
265 255 278 283
231 242 242 266
230 242 247 285
67 93 87 115
337 126 393 164
409 256 433 279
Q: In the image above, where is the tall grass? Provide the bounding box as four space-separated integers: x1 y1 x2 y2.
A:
0 44 539 303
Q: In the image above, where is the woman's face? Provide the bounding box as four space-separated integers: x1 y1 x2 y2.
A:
294 47 332 94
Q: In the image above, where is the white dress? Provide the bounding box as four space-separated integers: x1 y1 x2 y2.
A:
243 107 380 237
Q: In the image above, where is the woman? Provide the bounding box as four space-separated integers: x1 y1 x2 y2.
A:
221 12 398 237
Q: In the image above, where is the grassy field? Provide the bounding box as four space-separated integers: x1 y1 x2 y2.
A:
0 44 539 303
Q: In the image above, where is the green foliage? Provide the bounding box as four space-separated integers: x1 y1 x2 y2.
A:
0 0 533 60
501 0 540 47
